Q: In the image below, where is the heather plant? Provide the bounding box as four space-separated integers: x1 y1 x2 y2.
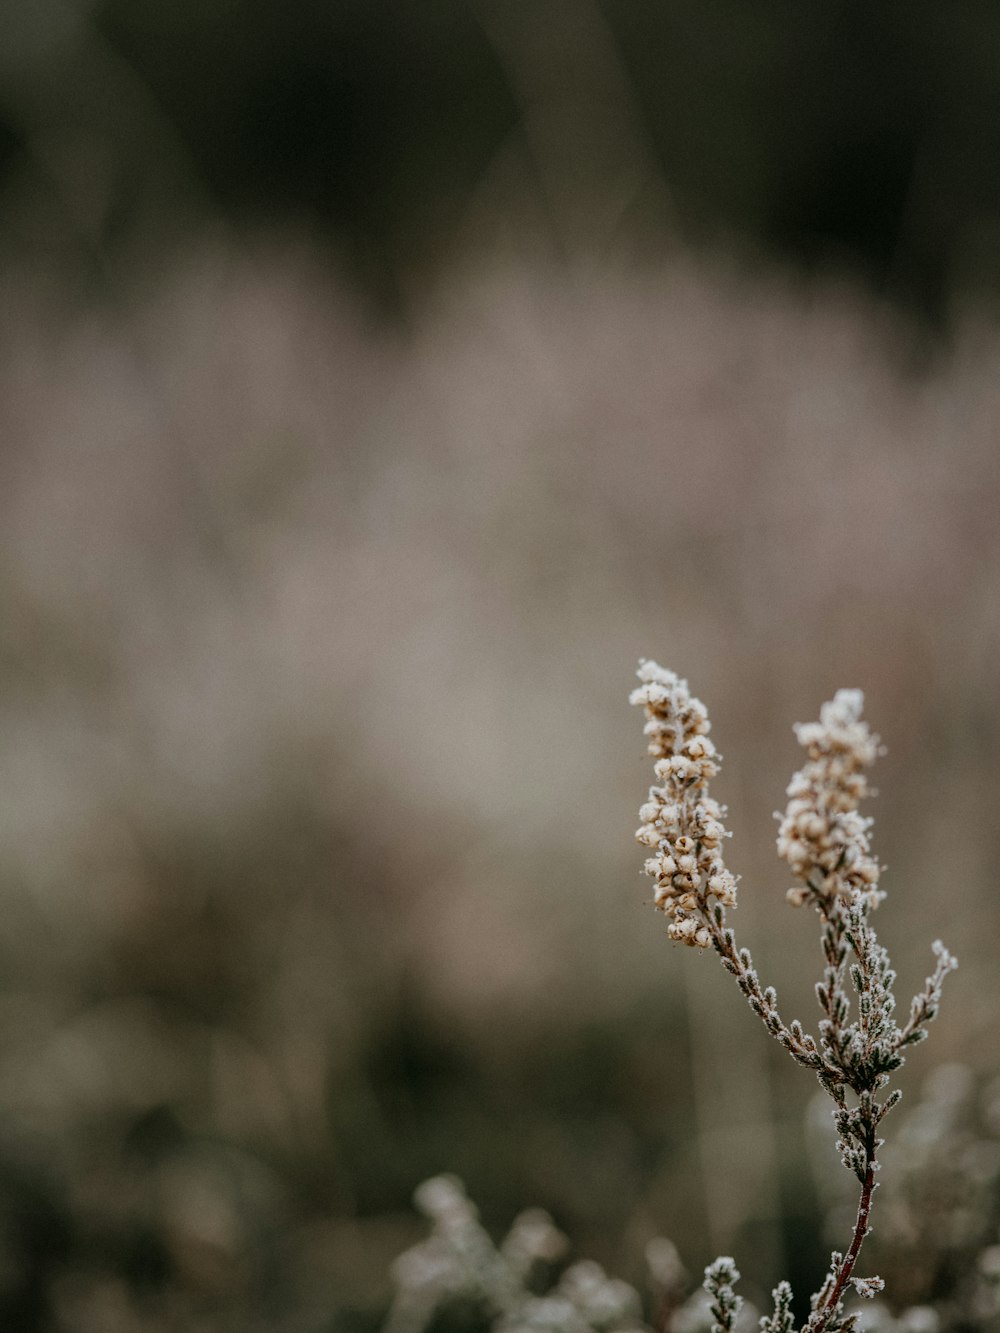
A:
630 662 957 1333
384 1175 645 1333
384 667 968 1333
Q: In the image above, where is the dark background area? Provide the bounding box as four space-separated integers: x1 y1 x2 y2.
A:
5 0 1000 322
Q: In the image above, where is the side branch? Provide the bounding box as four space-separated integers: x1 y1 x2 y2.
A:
708 917 842 1082
894 940 958 1051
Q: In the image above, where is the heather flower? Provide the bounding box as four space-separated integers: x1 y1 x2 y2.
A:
776 689 882 911
630 662 736 947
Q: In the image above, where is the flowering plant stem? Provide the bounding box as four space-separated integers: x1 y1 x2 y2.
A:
811 1153 876 1333
631 662 956 1333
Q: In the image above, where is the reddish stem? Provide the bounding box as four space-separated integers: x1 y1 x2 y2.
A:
809 1152 876 1333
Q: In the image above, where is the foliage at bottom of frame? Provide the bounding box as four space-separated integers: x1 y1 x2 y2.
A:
385 1065 1000 1333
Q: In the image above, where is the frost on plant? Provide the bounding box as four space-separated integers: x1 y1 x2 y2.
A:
384 1175 645 1333
704 1257 742 1333
630 662 957 1333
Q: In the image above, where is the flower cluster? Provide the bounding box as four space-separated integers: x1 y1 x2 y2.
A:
630 661 737 947
776 690 882 910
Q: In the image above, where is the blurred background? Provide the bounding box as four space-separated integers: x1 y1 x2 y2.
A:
0 2 999 1330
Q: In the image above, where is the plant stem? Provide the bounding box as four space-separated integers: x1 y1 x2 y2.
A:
808 1138 876 1333
707 918 839 1081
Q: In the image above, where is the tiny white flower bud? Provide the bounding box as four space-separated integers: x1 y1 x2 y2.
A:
804 814 826 840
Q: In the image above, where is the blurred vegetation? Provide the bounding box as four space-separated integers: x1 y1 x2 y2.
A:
0 4 997 1331
4 0 1000 319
